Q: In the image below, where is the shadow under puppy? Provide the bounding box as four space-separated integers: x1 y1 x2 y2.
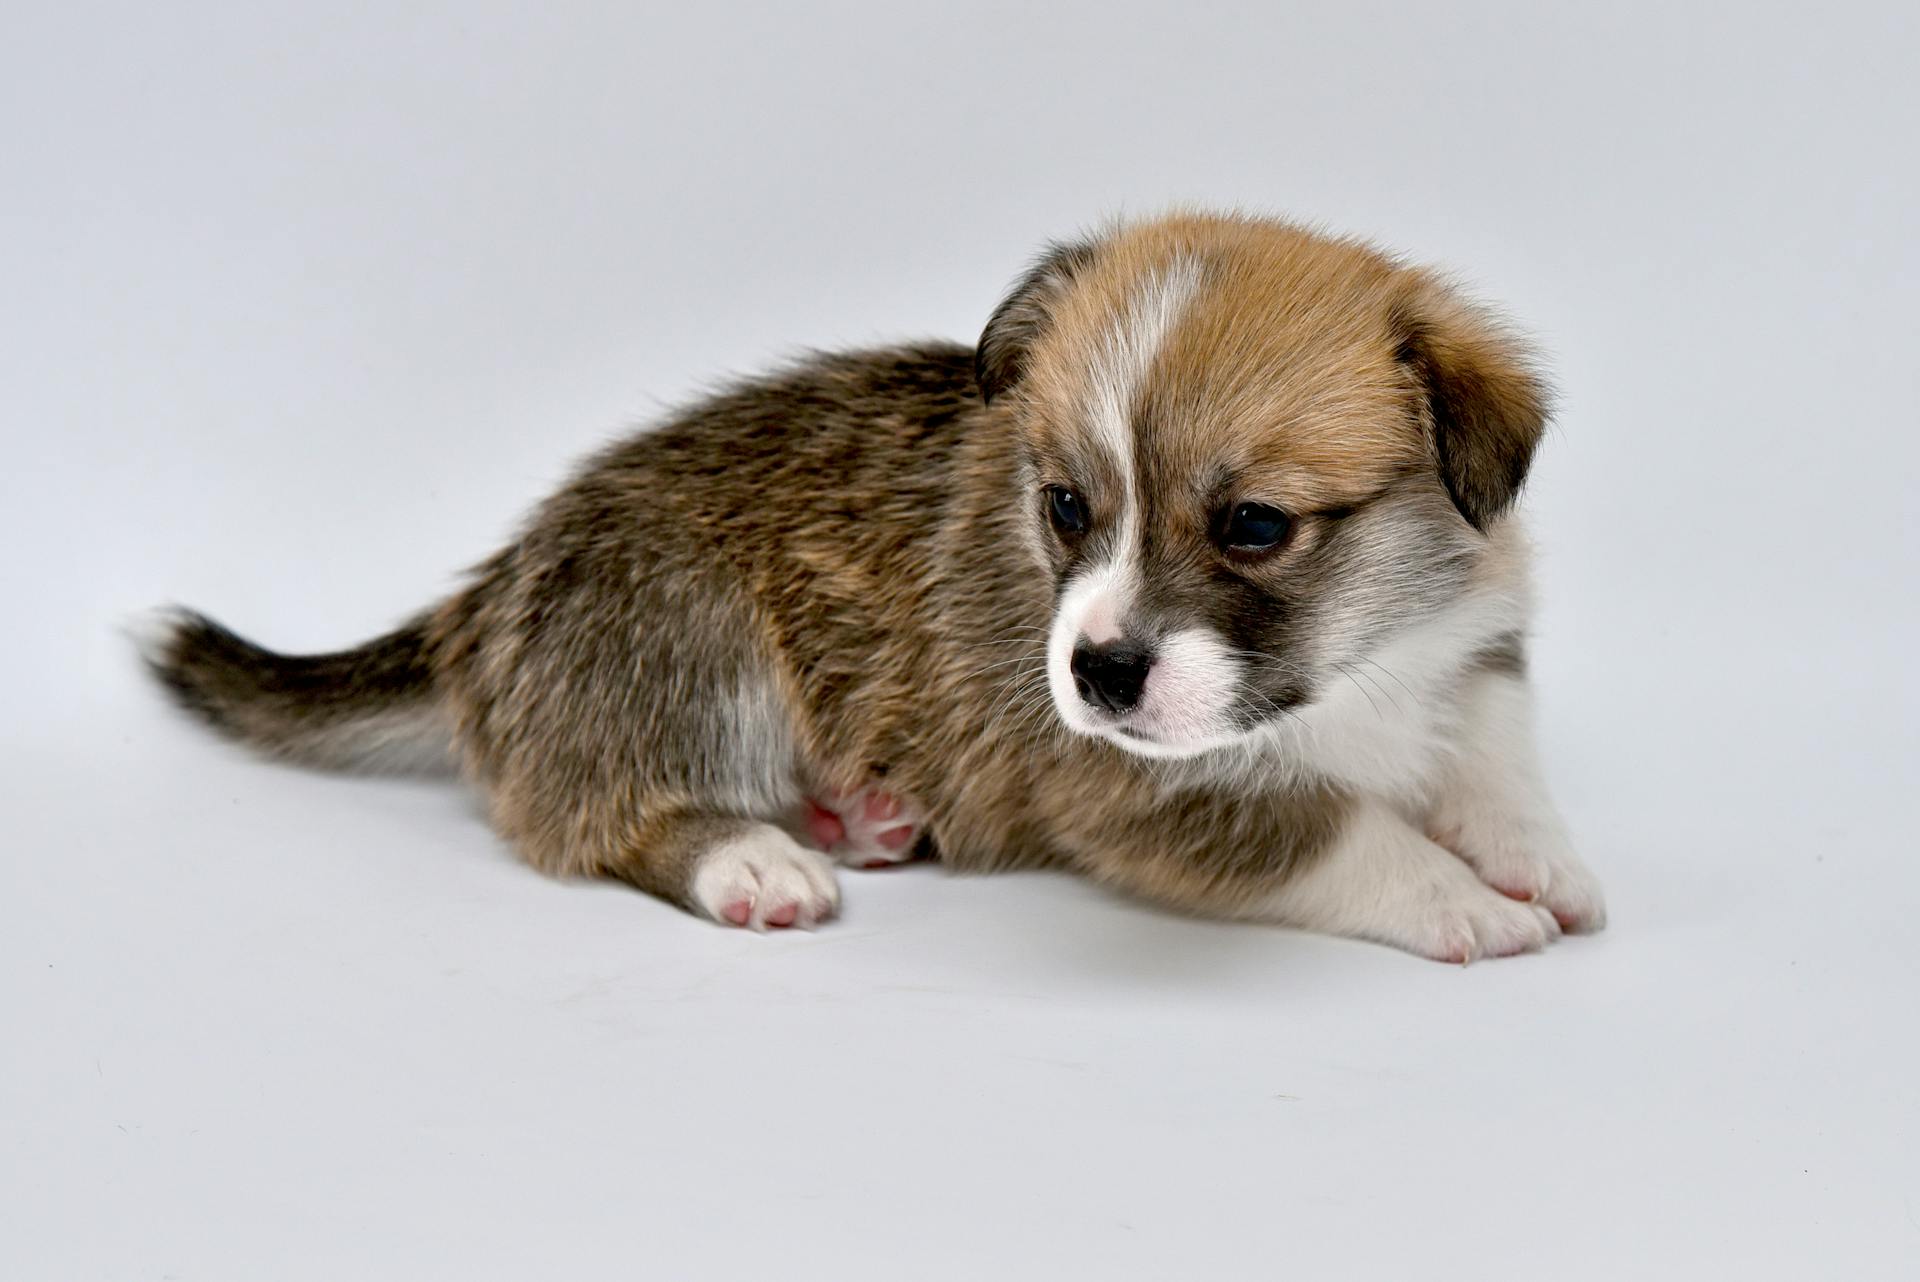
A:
146 210 1606 962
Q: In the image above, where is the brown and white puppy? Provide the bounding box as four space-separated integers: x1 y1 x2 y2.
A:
145 210 1605 961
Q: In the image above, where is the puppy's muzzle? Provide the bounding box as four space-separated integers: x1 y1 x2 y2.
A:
1069 640 1154 715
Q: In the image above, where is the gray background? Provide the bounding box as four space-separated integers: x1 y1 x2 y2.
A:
4 2 1916 1278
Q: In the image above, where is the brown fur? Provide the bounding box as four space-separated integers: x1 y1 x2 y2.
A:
146 212 1552 926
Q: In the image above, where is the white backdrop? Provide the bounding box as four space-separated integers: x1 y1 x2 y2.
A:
4 3 1916 1279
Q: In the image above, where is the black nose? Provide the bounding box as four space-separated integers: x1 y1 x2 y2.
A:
1070 641 1153 714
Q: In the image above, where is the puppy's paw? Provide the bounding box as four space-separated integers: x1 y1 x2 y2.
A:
1429 812 1608 934
1404 884 1561 965
1265 800 1563 964
690 826 840 931
804 787 923 870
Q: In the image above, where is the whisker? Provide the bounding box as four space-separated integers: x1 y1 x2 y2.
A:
1332 662 1382 720
962 652 1049 680
1359 656 1419 704
987 671 1050 727
1345 661 1401 713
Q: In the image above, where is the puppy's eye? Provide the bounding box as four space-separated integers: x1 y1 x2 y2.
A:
1044 486 1089 536
1222 502 1290 551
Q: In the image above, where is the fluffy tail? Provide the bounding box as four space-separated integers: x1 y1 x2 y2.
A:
138 608 452 774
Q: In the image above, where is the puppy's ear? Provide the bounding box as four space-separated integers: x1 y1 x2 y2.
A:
976 238 1098 404
1392 274 1551 530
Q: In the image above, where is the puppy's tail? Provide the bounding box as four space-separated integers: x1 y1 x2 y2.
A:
136 607 452 774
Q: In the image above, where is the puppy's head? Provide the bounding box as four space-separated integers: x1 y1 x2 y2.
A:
977 213 1548 759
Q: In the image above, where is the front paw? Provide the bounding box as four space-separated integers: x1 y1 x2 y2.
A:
1262 801 1564 964
1428 811 1607 934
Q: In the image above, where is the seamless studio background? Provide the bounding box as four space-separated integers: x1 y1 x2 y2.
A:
3 3 1916 1279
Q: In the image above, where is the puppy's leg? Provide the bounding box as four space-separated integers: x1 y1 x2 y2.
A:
1425 658 1607 933
439 526 846 927
496 789 841 931
637 813 840 930
1056 785 1546 962
1262 797 1560 963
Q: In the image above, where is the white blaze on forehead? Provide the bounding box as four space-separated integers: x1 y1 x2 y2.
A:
1059 255 1207 645
1047 257 1209 743
1084 254 1207 517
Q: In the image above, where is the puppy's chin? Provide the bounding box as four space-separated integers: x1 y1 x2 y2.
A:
1101 722 1246 760
1046 696 1250 761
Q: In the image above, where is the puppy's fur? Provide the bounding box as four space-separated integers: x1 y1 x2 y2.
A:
146 211 1605 961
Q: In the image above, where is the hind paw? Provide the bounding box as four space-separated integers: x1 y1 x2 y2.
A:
690 827 840 931
801 787 924 869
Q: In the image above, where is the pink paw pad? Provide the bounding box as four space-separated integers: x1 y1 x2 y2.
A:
801 784 925 868
803 801 847 850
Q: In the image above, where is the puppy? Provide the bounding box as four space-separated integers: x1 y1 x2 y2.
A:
146 210 1605 961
